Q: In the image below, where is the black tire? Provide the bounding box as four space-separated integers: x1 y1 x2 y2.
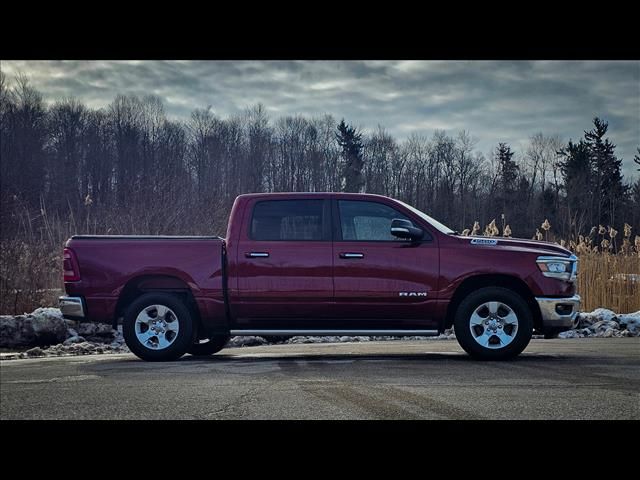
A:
123 293 195 362
454 287 533 360
187 335 230 356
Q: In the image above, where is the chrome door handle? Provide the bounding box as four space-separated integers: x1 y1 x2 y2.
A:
246 252 269 258
339 252 364 259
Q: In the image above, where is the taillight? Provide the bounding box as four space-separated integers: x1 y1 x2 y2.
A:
63 248 81 282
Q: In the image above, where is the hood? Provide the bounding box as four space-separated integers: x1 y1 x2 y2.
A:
452 235 573 257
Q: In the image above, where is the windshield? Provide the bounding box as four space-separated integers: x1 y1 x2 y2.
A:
396 200 456 235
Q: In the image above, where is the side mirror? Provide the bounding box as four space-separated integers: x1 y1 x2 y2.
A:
390 218 424 241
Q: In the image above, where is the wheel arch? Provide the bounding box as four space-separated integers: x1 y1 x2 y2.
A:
115 275 203 334
443 274 542 332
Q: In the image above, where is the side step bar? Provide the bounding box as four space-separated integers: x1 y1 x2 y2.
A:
229 329 439 336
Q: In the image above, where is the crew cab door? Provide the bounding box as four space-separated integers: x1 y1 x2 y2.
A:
231 197 334 327
331 199 440 328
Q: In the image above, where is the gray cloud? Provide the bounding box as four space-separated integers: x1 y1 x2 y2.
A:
1 59 638 178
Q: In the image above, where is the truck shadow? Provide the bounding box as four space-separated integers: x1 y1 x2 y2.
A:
177 352 567 364
81 351 574 374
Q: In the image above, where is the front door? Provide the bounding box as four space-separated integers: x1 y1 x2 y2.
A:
232 197 334 327
332 199 440 329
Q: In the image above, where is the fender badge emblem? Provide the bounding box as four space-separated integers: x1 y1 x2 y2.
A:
470 238 498 246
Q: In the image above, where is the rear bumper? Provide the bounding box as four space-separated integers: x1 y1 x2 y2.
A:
535 294 581 331
59 296 85 320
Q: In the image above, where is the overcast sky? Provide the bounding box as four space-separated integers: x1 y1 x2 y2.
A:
2 60 639 179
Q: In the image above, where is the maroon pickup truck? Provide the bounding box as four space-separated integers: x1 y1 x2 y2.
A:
60 192 580 361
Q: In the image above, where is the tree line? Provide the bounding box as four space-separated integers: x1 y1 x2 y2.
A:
1 72 639 247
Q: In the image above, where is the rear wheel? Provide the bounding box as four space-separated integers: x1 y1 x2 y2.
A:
187 336 230 356
123 293 195 362
454 287 533 360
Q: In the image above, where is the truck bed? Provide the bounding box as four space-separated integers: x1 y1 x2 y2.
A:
64 235 226 326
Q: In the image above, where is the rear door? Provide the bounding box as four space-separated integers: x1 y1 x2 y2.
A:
332 198 440 328
232 197 334 327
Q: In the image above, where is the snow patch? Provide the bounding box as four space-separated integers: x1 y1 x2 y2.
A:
577 308 617 324
225 336 268 348
558 309 640 338
284 331 456 345
0 307 127 358
0 307 68 348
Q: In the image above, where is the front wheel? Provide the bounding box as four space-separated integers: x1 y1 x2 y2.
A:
454 287 533 360
123 293 195 362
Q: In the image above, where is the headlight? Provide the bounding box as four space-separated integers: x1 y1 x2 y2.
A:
536 255 577 282
545 262 568 273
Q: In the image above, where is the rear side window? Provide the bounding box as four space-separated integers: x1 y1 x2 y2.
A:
250 200 324 241
338 200 413 241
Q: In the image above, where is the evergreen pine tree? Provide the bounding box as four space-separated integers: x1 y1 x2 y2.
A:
495 143 519 217
497 142 519 191
584 117 626 226
335 119 365 192
559 139 593 226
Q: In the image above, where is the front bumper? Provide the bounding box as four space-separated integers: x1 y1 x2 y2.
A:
59 296 85 320
535 294 581 330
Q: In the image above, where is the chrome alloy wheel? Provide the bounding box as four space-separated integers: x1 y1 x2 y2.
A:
469 301 519 349
134 304 180 350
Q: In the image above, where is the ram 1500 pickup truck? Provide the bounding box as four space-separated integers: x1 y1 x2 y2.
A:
60 192 580 361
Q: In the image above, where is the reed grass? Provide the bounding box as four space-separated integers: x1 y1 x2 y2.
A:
575 252 640 313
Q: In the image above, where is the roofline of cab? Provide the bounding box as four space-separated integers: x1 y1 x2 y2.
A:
234 192 394 201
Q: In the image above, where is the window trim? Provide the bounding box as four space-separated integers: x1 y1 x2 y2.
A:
333 199 433 243
248 198 332 242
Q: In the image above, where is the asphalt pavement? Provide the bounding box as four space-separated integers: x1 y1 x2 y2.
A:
1 338 638 420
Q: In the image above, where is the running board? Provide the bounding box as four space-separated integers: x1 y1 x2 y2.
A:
229 329 439 336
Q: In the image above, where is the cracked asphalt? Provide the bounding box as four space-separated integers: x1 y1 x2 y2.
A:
1 338 639 419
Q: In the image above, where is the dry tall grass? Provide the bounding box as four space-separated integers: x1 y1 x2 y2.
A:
576 252 640 313
1 241 65 315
